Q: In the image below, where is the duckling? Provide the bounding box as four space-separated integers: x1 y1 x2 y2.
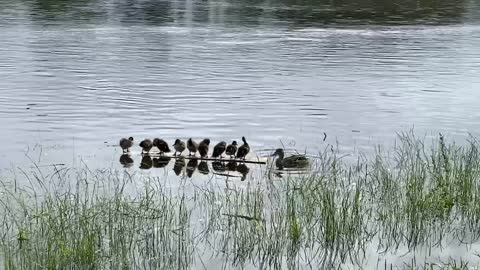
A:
173 139 186 156
153 138 171 155
139 139 153 154
225 141 238 158
119 154 134 168
271 148 309 170
212 141 227 158
187 138 198 156
198 138 210 158
119 137 134 153
236 136 250 160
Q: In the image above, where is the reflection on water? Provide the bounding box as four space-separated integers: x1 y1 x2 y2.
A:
198 161 209 175
173 157 185 176
237 163 250 181
212 161 226 173
119 154 134 168
186 158 198 178
153 156 171 168
139 155 153 170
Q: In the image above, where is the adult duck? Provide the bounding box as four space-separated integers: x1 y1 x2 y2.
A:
173 139 186 156
236 137 250 160
271 148 309 170
225 141 237 158
119 137 134 153
187 138 198 156
212 141 227 158
153 138 171 154
198 138 210 158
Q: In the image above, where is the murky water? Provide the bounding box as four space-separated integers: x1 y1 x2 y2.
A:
1 0 480 171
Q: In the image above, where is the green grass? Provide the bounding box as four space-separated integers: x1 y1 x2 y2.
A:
2 132 480 269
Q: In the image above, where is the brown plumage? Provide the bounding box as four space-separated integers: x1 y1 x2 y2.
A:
236 136 250 160
173 139 186 156
225 141 238 158
119 137 134 153
212 141 227 158
139 139 153 154
198 138 210 158
153 138 171 154
187 138 198 156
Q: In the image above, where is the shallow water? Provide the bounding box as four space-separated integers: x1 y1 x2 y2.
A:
1 0 480 170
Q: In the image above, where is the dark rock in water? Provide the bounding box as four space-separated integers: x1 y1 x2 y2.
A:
198 161 209 174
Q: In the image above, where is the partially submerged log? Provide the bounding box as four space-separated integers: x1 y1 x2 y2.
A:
143 153 267 165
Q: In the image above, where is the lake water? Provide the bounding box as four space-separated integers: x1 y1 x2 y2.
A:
1 0 480 170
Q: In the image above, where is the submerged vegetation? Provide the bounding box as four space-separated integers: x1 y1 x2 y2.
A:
2 132 480 269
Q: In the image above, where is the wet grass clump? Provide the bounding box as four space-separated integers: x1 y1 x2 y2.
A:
3 132 480 269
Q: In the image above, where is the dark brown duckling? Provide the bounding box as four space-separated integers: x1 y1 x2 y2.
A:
153 138 171 155
225 141 238 158
198 138 210 158
119 137 134 153
139 139 153 154
119 154 134 168
198 161 209 175
139 154 153 170
173 139 186 156
236 136 250 160
212 141 227 158
173 156 185 176
187 138 198 156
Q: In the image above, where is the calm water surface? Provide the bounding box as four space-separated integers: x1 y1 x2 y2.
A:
1 0 480 170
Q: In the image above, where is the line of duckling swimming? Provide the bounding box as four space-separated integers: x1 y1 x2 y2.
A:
120 136 251 160
120 136 310 170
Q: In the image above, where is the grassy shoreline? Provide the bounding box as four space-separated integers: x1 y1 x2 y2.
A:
2 133 480 269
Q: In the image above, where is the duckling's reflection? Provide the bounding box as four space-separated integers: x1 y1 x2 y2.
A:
226 160 238 171
119 154 134 168
139 154 153 170
173 157 186 176
212 161 226 173
153 156 171 169
237 163 250 181
186 158 198 178
198 161 209 175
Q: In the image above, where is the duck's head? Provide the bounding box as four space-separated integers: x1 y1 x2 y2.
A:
271 148 285 158
152 138 160 146
128 137 134 141
242 136 247 144
173 139 181 146
203 138 211 145
232 140 238 146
